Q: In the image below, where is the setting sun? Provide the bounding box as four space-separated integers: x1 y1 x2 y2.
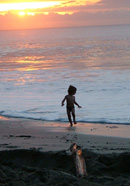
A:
18 12 35 16
18 11 26 16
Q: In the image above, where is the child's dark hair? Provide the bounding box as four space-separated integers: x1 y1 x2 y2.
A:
68 85 77 95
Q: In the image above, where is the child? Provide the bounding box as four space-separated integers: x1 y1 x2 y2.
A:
61 85 82 127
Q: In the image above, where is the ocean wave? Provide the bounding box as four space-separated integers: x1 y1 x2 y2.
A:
0 112 130 125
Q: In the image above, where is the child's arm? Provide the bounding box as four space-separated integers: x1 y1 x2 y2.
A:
74 99 82 108
61 96 66 106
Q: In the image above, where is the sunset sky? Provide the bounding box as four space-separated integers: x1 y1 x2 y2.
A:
0 0 130 30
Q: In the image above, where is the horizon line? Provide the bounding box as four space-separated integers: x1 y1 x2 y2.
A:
0 23 130 32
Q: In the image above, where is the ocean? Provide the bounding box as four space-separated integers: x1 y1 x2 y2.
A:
0 24 130 124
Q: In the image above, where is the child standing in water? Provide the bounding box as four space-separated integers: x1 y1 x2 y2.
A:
61 85 82 127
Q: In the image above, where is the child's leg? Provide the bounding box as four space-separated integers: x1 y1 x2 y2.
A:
72 108 77 124
67 109 73 126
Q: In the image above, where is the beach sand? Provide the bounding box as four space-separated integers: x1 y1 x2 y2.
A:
0 116 130 186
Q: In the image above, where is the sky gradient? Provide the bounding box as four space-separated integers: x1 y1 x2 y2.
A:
0 0 130 30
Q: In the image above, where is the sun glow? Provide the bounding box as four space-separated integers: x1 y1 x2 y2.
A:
57 12 73 15
18 11 26 16
27 12 35 16
18 12 35 16
0 0 103 30
0 1 61 12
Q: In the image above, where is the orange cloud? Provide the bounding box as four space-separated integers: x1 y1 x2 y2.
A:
0 0 102 18
0 1 100 13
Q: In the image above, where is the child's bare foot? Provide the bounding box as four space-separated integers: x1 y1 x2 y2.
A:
70 123 73 127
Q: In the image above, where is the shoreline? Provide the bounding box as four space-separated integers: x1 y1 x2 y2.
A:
0 116 130 153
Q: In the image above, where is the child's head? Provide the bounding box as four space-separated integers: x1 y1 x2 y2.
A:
68 85 77 95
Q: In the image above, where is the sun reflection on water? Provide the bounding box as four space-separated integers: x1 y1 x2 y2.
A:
0 56 57 72
0 116 9 120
